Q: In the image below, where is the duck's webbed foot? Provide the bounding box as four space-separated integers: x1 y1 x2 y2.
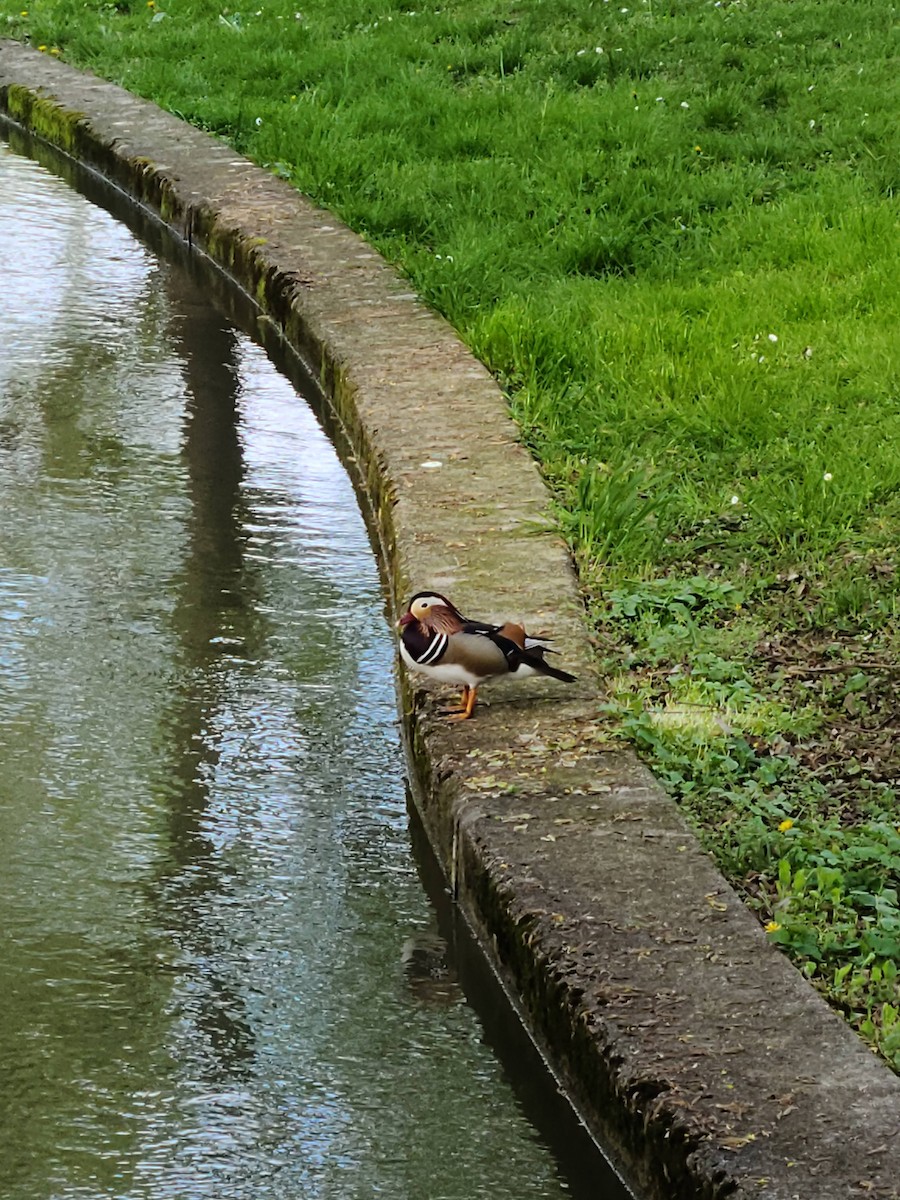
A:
444 686 477 721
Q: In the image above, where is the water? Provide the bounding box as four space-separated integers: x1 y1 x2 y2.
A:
0 138 629 1199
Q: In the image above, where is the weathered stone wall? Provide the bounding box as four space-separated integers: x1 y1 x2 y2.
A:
3 42 899 1200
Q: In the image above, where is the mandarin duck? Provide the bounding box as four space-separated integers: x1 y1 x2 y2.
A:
398 591 576 720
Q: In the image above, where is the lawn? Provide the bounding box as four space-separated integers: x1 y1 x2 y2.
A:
5 0 900 1066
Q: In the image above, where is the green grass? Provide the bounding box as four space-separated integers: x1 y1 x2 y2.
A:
600 574 900 1067
5 0 900 1065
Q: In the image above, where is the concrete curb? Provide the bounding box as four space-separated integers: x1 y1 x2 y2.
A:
3 43 898 1200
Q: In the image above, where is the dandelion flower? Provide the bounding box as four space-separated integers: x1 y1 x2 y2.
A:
778 818 794 832
765 921 782 934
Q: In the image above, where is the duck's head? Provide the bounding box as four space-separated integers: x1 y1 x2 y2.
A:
399 592 463 632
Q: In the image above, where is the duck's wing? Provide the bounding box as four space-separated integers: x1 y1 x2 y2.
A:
457 622 537 672
441 630 510 676
456 619 577 683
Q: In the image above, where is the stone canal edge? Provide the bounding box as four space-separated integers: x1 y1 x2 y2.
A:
3 42 898 1200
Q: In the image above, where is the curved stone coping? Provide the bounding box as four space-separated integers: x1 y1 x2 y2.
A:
3 42 899 1200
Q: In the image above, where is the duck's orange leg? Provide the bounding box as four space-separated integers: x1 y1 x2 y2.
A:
446 685 478 721
441 685 470 713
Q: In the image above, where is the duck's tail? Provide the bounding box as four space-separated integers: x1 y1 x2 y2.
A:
519 644 577 683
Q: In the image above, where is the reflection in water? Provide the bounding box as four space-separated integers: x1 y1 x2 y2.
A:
0 141 624 1199
401 930 464 1008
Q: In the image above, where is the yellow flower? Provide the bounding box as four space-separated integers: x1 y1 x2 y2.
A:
20 10 28 15
38 43 47 51
50 46 60 53
765 921 781 933
694 145 702 153
778 818 794 832
147 1 155 6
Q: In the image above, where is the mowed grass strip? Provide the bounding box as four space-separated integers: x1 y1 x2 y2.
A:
7 0 900 1064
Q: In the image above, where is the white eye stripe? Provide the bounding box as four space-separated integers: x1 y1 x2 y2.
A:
417 632 448 665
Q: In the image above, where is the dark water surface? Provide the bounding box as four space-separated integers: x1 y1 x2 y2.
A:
0 138 630 1200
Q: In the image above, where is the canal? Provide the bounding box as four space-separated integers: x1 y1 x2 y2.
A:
0 134 631 1200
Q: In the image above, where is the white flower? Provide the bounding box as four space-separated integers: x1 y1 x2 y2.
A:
680 101 690 109
730 495 740 505
768 333 778 343
255 117 263 126
823 472 833 482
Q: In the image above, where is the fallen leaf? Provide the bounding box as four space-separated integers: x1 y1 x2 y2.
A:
721 1133 757 1149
